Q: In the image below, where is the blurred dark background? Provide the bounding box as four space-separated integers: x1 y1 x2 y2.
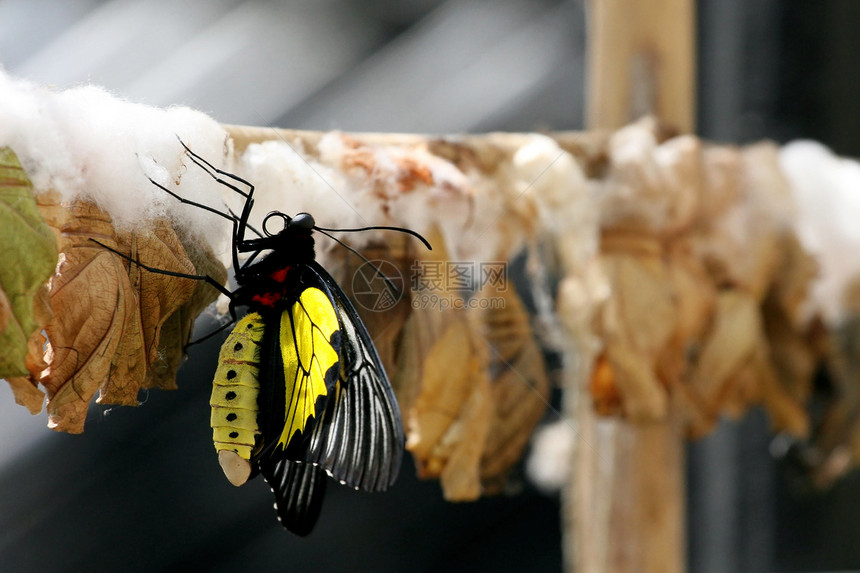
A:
1 0 860 571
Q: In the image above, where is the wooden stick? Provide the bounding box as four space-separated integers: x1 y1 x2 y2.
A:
570 1 695 572
587 0 695 131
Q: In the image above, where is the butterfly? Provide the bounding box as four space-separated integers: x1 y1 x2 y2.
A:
98 140 429 535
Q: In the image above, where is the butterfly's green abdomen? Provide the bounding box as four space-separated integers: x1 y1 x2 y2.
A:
210 312 266 460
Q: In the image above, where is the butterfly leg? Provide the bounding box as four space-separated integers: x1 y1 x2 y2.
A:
89 238 235 303
147 176 237 224
178 138 254 200
177 138 259 260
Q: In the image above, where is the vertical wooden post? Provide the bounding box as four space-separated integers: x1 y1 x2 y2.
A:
586 0 695 131
567 1 695 572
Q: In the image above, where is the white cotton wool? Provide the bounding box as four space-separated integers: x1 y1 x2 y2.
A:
380 146 474 259
314 131 408 235
514 134 598 272
237 139 366 239
0 68 232 257
526 420 574 493
514 135 587 229
317 132 472 222
780 141 860 325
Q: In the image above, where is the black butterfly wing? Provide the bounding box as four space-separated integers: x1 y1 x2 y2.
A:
250 270 343 534
258 458 327 536
302 261 405 492
253 261 402 534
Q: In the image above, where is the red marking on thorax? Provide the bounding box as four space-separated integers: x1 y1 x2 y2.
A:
249 266 292 307
252 292 282 307
270 267 290 283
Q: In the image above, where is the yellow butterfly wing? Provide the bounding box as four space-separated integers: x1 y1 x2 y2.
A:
274 286 341 452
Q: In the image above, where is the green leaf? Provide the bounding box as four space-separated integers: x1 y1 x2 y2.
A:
0 147 58 377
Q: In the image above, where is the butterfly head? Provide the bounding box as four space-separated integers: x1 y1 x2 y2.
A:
290 212 315 231
262 211 316 238
247 211 317 267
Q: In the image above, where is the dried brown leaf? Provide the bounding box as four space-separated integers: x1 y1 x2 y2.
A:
336 237 416 379
407 318 478 465
688 291 760 412
145 236 226 389
673 381 714 439
472 286 550 491
392 305 436 413
719 359 762 419
753 343 809 437
392 226 452 410
665 244 715 346
99 287 146 405
40 201 141 431
480 340 550 492
40 201 209 432
604 344 668 421
35 190 70 245
657 244 716 386
472 283 532 363
762 295 816 408
598 247 676 420
122 221 197 364
600 245 676 358
771 232 818 325
5 376 45 414
119 221 208 392
439 368 492 501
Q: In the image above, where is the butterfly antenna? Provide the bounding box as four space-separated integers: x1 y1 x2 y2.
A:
315 229 403 295
315 224 432 251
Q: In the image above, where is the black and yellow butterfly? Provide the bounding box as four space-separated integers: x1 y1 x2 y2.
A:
102 141 427 535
